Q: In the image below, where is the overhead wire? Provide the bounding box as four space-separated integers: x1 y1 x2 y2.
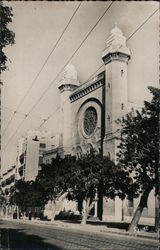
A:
2 3 157 153
1 1 114 153
39 6 158 129
2 113 16 137
24 2 114 117
81 7 159 85
39 106 60 128
2 2 82 138
2 107 25 138
1 105 44 137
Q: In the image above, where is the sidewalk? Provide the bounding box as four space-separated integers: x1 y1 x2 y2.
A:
2 217 158 242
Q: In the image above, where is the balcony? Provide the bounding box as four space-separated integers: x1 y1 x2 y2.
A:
10 174 15 183
18 166 24 176
19 152 25 164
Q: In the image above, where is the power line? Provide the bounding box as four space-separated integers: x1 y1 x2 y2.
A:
2 2 82 137
2 105 24 115
1 105 44 137
32 3 115 129
39 106 60 128
2 2 113 138
25 2 114 117
2 3 157 153
83 7 159 84
40 6 159 128
2 2 114 151
2 116 27 153
126 7 159 41
2 113 16 137
2 104 27 137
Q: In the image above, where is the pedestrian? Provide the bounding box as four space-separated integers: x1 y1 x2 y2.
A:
19 211 21 219
29 211 32 220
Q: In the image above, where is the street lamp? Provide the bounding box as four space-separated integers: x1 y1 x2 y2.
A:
32 136 39 142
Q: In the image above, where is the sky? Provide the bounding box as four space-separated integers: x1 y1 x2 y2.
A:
1 1 159 170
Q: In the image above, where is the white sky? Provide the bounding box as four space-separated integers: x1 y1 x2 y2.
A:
1 1 159 170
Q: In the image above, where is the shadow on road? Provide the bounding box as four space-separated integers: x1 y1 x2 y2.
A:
59 220 155 232
0 227 63 249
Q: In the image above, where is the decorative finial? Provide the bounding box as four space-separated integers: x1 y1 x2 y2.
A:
111 23 123 36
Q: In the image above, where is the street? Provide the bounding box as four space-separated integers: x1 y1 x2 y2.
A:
0 220 158 250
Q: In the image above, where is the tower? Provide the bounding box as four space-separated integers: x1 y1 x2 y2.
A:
58 64 79 157
102 25 131 161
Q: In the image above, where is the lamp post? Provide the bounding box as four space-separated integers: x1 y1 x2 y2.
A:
32 136 39 142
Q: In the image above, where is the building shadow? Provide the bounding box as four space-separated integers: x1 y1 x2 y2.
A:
59 219 155 232
0 227 63 249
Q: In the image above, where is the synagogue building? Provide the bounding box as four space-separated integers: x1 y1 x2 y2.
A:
42 25 155 224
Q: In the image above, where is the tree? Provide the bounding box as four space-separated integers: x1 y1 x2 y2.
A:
0 2 15 81
0 187 7 209
0 2 15 176
63 151 120 225
35 152 131 225
117 86 160 233
35 156 67 221
10 180 47 213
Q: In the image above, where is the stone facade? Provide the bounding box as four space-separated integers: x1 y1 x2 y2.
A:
43 25 155 225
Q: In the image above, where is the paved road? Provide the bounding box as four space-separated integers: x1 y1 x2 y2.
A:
0 220 158 249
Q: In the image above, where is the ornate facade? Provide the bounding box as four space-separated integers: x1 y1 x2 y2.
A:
43 26 155 224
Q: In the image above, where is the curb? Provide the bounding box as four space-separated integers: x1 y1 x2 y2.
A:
1 218 158 242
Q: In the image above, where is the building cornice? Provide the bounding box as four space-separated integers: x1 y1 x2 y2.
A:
70 72 105 103
58 84 78 93
102 51 130 65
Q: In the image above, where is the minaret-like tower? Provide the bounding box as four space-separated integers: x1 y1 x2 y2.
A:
102 25 131 161
58 64 79 157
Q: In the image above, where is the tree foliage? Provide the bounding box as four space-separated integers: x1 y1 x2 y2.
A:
62 150 129 224
65 151 116 202
35 156 69 203
117 86 160 232
0 187 6 207
0 2 15 82
10 180 47 212
10 151 132 224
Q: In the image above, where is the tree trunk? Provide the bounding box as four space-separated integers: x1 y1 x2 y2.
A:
128 183 153 234
51 200 56 222
81 198 91 225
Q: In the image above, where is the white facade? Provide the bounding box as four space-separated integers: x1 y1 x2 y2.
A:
16 130 52 181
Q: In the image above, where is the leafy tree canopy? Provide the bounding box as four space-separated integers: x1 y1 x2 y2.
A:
10 180 47 211
0 2 15 82
117 86 160 232
35 155 69 202
117 86 159 196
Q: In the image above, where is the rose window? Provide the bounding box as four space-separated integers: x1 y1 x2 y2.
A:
83 107 97 136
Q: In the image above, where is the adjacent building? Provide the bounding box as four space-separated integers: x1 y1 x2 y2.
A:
16 130 51 181
1 164 16 194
